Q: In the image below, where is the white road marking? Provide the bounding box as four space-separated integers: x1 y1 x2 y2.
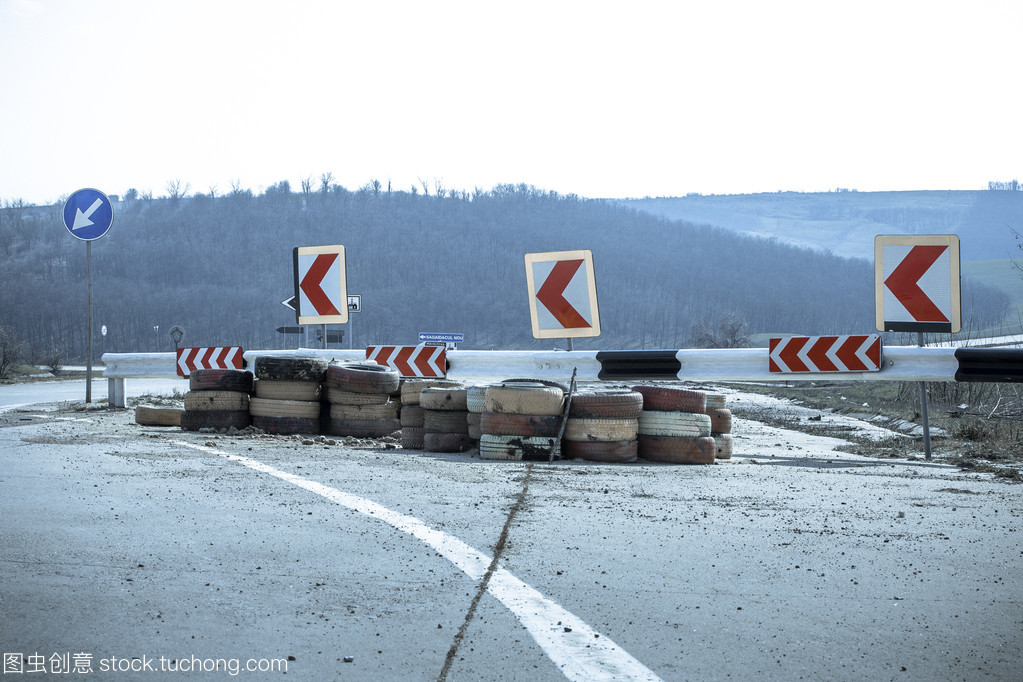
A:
175 440 662 682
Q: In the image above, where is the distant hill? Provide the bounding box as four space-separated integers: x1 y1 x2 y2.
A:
0 186 1014 362
620 190 1022 262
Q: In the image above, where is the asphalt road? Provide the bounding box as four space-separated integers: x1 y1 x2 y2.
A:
0 398 1020 681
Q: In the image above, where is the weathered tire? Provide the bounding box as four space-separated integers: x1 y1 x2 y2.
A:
400 379 462 405
249 397 321 419
254 356 327 382
563 417 639 442
631 385 706 413
638 435 716 464
330 401 400 421
181 410 251 432
638 411 712 437
400 405 426 427
484 384 564 416
326 362 400 394
135 405 183 426
501 378 570 392
188 369 253 393
184 390 250 412
714 433 734 459
709 408 732 435
479 412 562 437
327 418 401 438
466 385 489 413
401 426 425 450
705 394 727 410
324 387 392 405
419 386 468 411
254 379 321 401
479 434 560 461
423 432 475 453
251 415 319 435
561 439 638 463
568 390 643 419
423 409 469 434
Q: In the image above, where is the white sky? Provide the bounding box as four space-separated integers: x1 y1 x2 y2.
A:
2 0 1021 205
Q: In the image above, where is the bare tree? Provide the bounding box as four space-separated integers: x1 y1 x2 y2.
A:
166 179 191 202
0 325 22 379
300 176 314 196
690 312 751 348
320 172 335 194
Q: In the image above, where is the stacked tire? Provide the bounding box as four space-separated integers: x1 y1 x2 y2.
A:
421 385 474 453
249 356 327 435
325 362 401 438
706 393 733 460
479 381 564 461
181 368 254 432
632 385 715 464
562 389 643 463
465 385 488 443
399 379 461 450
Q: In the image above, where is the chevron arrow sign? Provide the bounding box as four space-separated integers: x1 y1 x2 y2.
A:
176 346 244 377
524 249 601 339
875 235 961 333
366 344 446 378
769 335 883 373
293 245 349 325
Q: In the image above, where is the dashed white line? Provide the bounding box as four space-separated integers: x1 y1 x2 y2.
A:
174 440 661 682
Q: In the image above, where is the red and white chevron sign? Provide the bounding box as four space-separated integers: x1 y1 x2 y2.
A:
769 335 882 373
293 244 348 325
366 344 446 378
524 249 601 339
176 346 244 376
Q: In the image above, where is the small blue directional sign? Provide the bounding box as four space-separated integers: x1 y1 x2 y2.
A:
419 332 464 343
63 188 113 241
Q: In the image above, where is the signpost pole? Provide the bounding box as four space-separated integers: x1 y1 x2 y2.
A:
917 331 932 460
86 241 93 403
321 324 327 349
566 338 573 351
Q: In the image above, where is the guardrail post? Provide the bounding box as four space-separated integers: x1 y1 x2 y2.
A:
108 378 126 408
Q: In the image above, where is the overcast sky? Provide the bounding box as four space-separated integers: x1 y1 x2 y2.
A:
2 0 1021 205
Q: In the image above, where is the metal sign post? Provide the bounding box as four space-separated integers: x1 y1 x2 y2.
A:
63 189 113 404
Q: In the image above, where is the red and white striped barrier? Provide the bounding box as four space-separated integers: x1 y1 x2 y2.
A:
175 346 244 376
366 344 446 377
769 335 883 373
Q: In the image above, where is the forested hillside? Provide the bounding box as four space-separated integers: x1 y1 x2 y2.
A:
0 184 1011 363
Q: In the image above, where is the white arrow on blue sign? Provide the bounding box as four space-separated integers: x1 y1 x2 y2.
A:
419 332 464 343
63 188 113 241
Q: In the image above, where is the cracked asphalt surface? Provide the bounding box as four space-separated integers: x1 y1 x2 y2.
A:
0 389 1020 681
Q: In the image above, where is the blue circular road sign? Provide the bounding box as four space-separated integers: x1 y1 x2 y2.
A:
63 188 114 241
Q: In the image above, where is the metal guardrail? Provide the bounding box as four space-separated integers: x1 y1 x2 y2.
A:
100 346 1022 408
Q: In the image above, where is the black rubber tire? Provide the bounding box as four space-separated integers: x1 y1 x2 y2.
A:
479 412 562 437
423 409 469 434
484 385 564 416
478 434 560 461
181 410 252 432
631 385 706 413
715 433 734 459
324 387 392 405
400 405 426 427
401 426 425 450
561 439 638 463
638 435 716 464
251 415 319 435
326 362 400 394
563 417 639 442
423 432 475 453
329 401 400 421
400 379 463 405
327 418 401 438
419 387 468 411
501 378 570 392
254 379 321 401
183 390 250 412
188 369 254 393
568 390 643 419
255 356 328 382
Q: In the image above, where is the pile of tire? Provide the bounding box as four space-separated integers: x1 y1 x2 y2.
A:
465 385 488 442
479 380 565 461
324 362 402 438
632 385 715 464
399 379 461 450
706 393 733 460
420 385 474 453
180 368 254 432
562 389 643 463
249 356 327 435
